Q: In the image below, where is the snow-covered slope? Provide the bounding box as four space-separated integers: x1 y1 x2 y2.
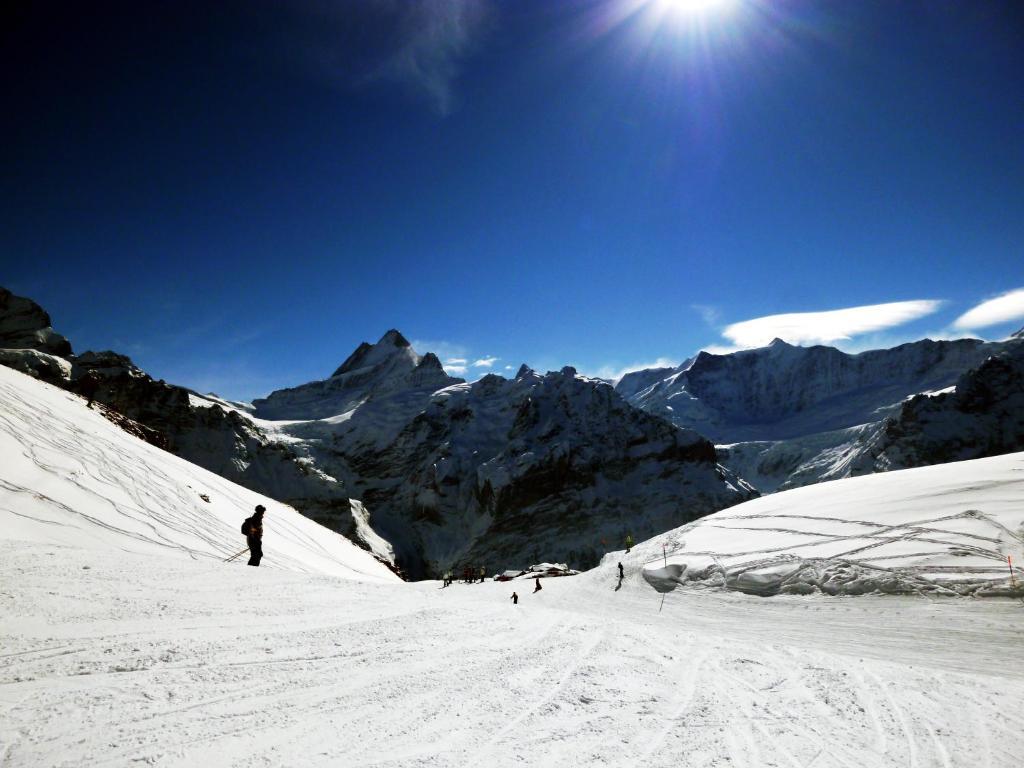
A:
0 364 397 581
4 356 1024 766
638 451 1024 596
4 510 1024 765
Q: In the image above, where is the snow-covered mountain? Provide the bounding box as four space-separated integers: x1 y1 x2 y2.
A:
620 335 1023 491
253 329 460 420
258 361 754 577
0 289 754 578
0 363 397 581
849 343 1024 474
620 337 1009 443
5 382 1022 764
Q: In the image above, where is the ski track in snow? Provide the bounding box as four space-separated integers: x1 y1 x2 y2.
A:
3 544 1024 767
2 363 1024 765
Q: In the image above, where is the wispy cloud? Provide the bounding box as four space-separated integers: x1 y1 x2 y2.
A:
691 303 721 327
368 0 494 115
472 356 499 368
446 357 468 365
719 300 944 350
953 288 1024 331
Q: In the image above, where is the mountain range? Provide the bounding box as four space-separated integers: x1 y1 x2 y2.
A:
2 285 1021 577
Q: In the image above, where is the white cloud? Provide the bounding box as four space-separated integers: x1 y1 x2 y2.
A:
472 356 499 368
586 357 678 383
721 300 944 349
504 365 513 370
953 288 1024 331
445 357 468 365
691 303 721 326
370 0 494 115
445 365 468 376
412 339 467 361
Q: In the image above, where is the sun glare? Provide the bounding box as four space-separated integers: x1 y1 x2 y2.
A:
658 0 735 17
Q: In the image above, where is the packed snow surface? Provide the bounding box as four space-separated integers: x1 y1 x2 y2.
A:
3 365 1024 766
0 365 395 581
640 452 1024 596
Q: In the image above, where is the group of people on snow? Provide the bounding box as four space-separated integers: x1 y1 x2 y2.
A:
442 565 487 586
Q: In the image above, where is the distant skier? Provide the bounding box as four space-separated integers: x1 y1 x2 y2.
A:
77 371 100 409
511 592 518 605
618 562 624 579
625 533 634 553
242 505 265 567
479 566 486 583
533 576 542 593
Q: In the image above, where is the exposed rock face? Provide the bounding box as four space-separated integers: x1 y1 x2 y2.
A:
0 288 73 383
851 345 1024 473
0 288 73 356
621 338 1005 443
66 351 359 526
621 336 1020 491
253 330 461 420
268 362 755 578
0 349 71 385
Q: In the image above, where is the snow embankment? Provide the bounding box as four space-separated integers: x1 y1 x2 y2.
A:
0 365 396 582
637 452 1024 597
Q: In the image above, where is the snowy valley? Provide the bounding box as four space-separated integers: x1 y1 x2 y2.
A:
2 361 1024 766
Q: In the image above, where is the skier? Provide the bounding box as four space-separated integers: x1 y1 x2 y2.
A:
241 505 265 567
618 562 624 579
479 565 486 584
533 576 542 593
77 371 100 409
511 592 518 605
625 533 634 553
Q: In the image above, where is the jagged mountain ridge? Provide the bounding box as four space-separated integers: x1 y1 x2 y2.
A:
619 337 1011 444
261 363 754 577
621 333 1023 492
253 329 460 421
853 343 1024 473
0 288 754 577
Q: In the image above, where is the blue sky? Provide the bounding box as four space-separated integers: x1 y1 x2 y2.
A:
3 0 1023 399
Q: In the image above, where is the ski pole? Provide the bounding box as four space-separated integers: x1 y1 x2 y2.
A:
224 548 249 562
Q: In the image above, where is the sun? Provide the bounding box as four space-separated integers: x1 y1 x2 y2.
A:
657 0 736 17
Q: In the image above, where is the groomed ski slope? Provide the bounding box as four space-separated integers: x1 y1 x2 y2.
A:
640 452 1024 597
3 365 1024 766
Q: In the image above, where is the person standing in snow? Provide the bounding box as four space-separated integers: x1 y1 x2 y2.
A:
618 562 624 579
533 576 542 593
77 371 100 409
479 566 486 583
511 592 518 605
625 533 634 553
242 505 265 567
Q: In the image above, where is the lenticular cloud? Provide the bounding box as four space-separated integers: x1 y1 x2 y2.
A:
953 288 1024 331
722 300 943 348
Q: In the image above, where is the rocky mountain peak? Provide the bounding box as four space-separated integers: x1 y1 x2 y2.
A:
379 329 411 348
0 287 72 357
515 364 534 379
332 330 414 378
417 352 443 370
